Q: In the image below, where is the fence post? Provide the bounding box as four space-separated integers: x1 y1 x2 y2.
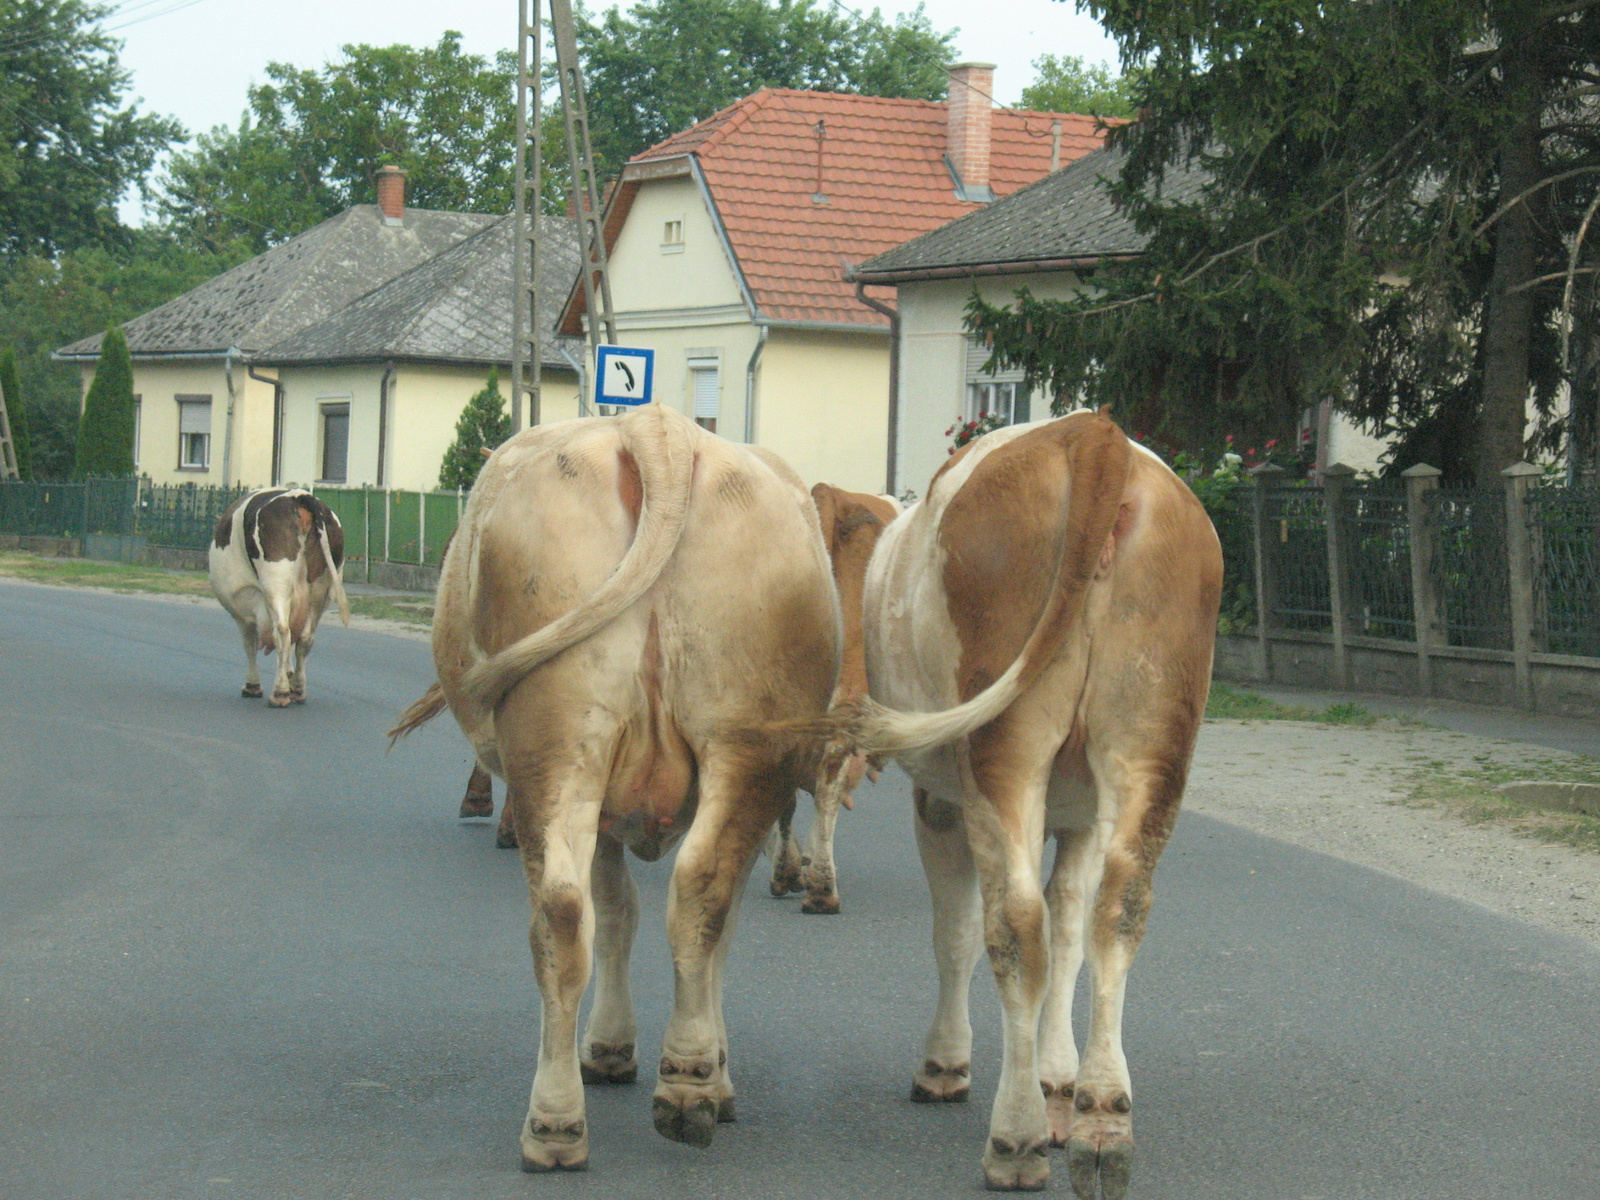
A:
384 488 392 566
1403 464 1444 696
418 491 426 566
363 485 372 585
1249 463 1286 683
1322 463 1357 691
1503 461 1543 709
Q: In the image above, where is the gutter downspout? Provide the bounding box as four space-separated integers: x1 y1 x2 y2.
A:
854 283 899 495
744 327 768 445
221 347 240 486
556 342 594 417
377 361 396 487
247 365 282 485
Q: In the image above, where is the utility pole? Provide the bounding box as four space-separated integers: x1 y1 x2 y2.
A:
511 0 619 430
510 0 543 432
0 376 18 480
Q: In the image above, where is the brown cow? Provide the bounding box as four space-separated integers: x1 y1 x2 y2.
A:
209 487 350 706
767 483 899 914
851 411 1221 1197
392 404 839 1170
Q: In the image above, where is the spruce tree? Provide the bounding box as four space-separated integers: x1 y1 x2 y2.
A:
438 368 512 490
73 327 136 479
0 349 31 480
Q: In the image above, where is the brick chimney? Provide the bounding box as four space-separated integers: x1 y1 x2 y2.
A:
946 62 996 202
376 164 406 224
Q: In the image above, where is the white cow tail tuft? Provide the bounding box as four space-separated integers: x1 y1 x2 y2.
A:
460 405 696 715
388 681 447 747
316 515 351 627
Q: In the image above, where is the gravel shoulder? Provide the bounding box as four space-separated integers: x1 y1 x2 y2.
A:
1189 719 1600 947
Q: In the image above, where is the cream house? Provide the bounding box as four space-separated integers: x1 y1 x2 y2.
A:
56 168 580 492
850 145 1392 494
561 67 1106 494
254 213 582 491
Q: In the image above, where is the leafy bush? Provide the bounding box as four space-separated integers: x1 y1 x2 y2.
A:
439 368 512 490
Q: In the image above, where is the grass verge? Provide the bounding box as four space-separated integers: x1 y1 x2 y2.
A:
1205 680 1391 726
1398 753 1600 854
0 551 432 629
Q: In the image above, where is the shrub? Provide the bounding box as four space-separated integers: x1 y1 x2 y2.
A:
439 368 513 490
73 327 136 479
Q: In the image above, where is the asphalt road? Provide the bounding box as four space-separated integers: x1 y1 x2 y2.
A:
4 581 1599 1200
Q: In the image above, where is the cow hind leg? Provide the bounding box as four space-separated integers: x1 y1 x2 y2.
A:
1065 757 1184 1200
267 608 294 707
799 765 846 915
289 635 312 703
508 781 600 1173
1038 825 1103 1146
910 787 983 1104
580 833 639 1085
963 783 1052 1192
654 755 779 1149
459 764 495 819
766 795 803 897
235 618 262 698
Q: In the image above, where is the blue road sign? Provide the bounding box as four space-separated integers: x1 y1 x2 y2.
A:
595 345 655 408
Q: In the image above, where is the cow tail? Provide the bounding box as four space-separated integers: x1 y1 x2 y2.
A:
850 413 1132 758
460 404 695 715
315 515 352 627
387 680 447 747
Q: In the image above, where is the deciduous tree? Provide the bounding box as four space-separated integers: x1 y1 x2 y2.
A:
1020 54 1141 118
1 348 32 479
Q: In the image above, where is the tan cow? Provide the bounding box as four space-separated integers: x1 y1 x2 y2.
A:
850 411 1221 1197
209 488 350 706
393 404 839 1170
767 483 900 914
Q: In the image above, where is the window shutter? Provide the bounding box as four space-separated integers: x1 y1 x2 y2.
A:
178 399 211 434
965 338 1024 384
690 365 719 420
321 403 350 482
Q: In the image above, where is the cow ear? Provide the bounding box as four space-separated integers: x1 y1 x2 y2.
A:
480 446 494 461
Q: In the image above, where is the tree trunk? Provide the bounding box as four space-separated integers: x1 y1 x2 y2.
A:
1476 10 1544 483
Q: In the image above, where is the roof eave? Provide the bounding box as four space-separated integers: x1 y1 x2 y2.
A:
846 253 1138 286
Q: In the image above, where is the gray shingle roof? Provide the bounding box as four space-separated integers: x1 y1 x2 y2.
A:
56 205 498 359
850 146 1208 280
252 215 580 369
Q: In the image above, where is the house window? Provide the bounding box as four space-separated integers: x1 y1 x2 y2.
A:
662 218 684 252
964 338 1029 426
688 357 719 433
320 402 350 483
177 395 211 470
132 395 141 470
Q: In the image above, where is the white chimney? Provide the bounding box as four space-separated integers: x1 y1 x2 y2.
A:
946 62 996 201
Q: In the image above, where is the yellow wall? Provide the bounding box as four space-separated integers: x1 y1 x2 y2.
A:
609 175 748 316
757 328 889 495
276 361 577 492
85 358 275 486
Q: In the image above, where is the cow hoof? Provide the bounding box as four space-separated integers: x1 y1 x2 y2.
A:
495 821 519 848
983 1136 1050 1191
459 797 494 819
800 892 841 915
290 689 306 705
652 1093 718 1148
1066 1087 1134 1200
1066 1135 1133 1200
519 1115 589 1172
268 691 293 708
911 1059 970 1103
240 683 263 698
716 1096 736 1123
580 1042 637 1085
1041 1080 1076 1146
769 868 803 897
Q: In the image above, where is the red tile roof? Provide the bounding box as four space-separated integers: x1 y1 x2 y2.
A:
565 88 1107 333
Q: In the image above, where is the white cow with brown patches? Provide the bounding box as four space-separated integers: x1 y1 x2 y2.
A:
209 488 350 707
851 411 1221 1197
392 404 839 1171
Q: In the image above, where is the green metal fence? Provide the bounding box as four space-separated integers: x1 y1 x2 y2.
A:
0 478 467 567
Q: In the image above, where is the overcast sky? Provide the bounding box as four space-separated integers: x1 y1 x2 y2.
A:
111 0 1120 222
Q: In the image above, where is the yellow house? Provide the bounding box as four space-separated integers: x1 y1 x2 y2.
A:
850 145 1393 493
55 168 580 491
560 67 1105 494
